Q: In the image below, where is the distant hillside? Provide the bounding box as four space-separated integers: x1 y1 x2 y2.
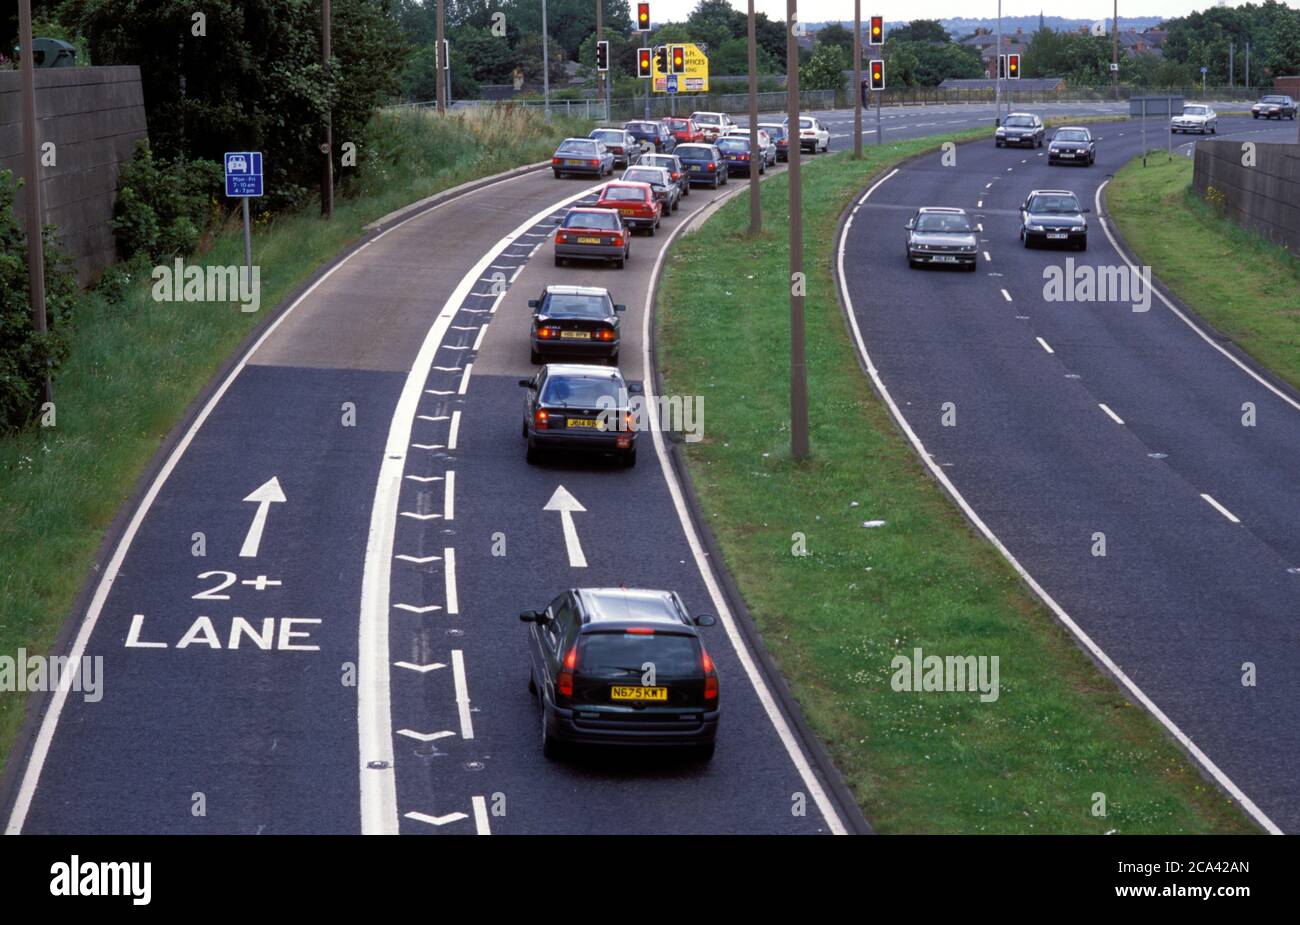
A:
809 16 1169 38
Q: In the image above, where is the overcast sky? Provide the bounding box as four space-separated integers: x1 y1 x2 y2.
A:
652 0 1300 26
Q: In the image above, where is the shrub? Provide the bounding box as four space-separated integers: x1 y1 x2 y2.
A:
111 141 223 264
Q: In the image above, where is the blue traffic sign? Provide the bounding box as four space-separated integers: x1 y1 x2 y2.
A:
1200 66 1208 74
666 74 678 94
224 151 264 198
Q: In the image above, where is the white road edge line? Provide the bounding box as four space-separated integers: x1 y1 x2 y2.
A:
1 164 554 837
452 650 474 740
1098 403 1125 425
1201 493 1242 524
642 190 848 836
839 168 1282 835
1095 178 1300 415
472 795 491 834
355 182 598 834
1001 288 1013 302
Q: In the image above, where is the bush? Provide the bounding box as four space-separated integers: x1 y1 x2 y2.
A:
111 141 223 264
0 171 78 433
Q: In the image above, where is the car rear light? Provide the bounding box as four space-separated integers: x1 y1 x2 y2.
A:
588 159 598 167
597 327 616 342
626 627 654 635
707 162 716 170
624 411 635 432
534 409 550 430
537 326 558 339
557 644 577 698
702 647 718 700
555 230 568 243
612 234 624 246
552 157 561 165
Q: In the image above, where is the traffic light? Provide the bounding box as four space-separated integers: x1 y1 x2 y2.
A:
637 47 652 78
441 38 449 70
997 54 1006 78
636 2 650 32
596 40 609 72
670 44 686 74
869 59 885 91
869 15 884 46
654 45 668 73
1007 53 1020 79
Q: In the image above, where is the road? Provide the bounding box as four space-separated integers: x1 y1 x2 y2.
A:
2 149 861 834
837 114 1300 833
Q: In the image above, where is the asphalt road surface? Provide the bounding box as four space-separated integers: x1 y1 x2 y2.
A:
3 152 860 835
838 114 1300 833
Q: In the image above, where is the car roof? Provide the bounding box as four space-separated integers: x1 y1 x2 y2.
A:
1054 125 1090 132
559 137 597 145
1006 111 1038 118
566 206 619 214
574 588 690 629
544 285 609 297
1029 189 1078 197
542 363 626 379
601 180 652 191
917 206 967 215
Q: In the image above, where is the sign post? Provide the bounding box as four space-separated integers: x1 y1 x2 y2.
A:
225 152 264 271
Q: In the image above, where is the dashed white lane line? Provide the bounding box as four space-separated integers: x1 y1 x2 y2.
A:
452 650 474 740
983 250 991 262
448 410 462 450
472 795 491 834
444 546 459 614
444 470 455 521
1098 403 1125 425
472 324 488 352
985 181 993 189
1000 288 1012 301
1201 493 1241 524
1036 336 1054 353
458 362 474 394
976 199 984 208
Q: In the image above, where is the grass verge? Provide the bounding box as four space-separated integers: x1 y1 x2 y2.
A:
0 106 590 774
657 133 1255 833
1107 154 1300 391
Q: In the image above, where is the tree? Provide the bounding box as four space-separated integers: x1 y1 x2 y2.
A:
516 33 568 85
800 42 848 91
816 23 854 56
753 13 787 63
711 36 778 75
887 20 950 44
687 0 747 53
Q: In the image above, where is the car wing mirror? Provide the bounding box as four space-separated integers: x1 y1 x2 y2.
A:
518 610 541 623
694 613 717 627
1083 207 1092 213
994 117 1001 126
905 219 914 230
519 378 535 388
627 381 645 395
614 303 626 312
553 217 562 224
528 299 539 309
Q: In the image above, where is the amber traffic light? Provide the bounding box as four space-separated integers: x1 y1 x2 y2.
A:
671 45 686 74
1007 53 1020 78
636 2 650 31
869 15 884 46
637 47 652 78
869 59 884 90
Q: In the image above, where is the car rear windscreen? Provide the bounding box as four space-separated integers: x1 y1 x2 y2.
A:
623 170 664 184
544 294 610 319
563 211 620 230
592 130 623 142
541 376 625 407
716 138 747 150
675 145 710 158
578 632 700 680
602 187 645 201
664 119 688 129
557 141 595 155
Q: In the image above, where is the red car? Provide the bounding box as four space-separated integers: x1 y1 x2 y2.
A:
594 181 661 235
662 117 704 145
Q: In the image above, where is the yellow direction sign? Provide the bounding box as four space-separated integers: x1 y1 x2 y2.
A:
653 43 709 93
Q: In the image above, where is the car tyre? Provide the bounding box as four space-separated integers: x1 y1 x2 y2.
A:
530 349 542 364
528 670 537 695
613 257 625 269
1077 236 1087 251
553 170 563 179
554 255 564 267
541 706 562 760
1210 124 1217 134
620 447 637 468
691 742 716 762
526 441 542 465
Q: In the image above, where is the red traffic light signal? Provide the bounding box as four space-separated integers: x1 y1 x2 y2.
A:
637 47 652 78
1007 53 1020 78
671 45 686 74
869 15 884 46
596 40 609 72
636 2 651 32
869 59 885 90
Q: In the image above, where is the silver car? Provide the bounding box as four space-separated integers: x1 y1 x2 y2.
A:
1171 104 1218 134
905 207 979 270
638 153 690 198
621 165 681 213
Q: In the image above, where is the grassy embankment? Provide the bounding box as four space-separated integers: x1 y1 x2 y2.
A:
0 106 589 772
656 130 1256 833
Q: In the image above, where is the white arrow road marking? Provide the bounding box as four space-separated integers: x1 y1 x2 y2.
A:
432 365 462 372
418 414 450 421
400 512 441 520
394 603 442 614
404 811 467 827
452 650 474 740
544 485 588 568
239 477 286 558
394 554 441 564
393 660 446 672
424 389 454 396
444 547 458 614
396 729 455 742
472 795 491 835
410 443 444 450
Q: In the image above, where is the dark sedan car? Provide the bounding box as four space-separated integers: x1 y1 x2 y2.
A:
759 122 790 161
674 143 728 188
521 587 719 759
1020 189 1089 250
1251 95 1297 119
553 207 630 268
995 112 1045 148
715 134 765 175
624 119 676 153
1048 127 1096 166
638 153 690 198
520 364 641 466
551 138 614 178
589 128 641 168
528 285 625 365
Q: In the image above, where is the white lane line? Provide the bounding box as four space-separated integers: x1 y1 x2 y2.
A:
444 546 458 615
1201 493 1241 524
1098 403 1125 425
458 362 474 395
472 324 488 352
836 167 1282 836
444 470 455 521
448 410 462 450
985 181 993 189
472 795 491 835
640 193 848 836
976 199 983 208
1095 178 1300 416
452 650 474 740
355 180 600 835
1036 336 1054 353
982 250 991 262
1001 288 1012 301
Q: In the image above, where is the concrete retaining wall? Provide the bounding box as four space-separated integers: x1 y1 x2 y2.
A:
0 66 148 284
1192 139 1300 259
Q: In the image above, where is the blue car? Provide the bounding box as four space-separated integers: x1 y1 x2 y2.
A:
673 143 728 189
624 119 676 153
551 138 614 179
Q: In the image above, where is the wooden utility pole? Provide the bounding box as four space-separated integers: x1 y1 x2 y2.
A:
854 0 862 159
787 0 808 461
747 0 760 234
321 0 334 218
18 0 51 406
436 0 446 114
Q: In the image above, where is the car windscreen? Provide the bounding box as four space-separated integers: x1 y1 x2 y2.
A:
577 632 699 680
916 213 972 233
1183 106 1208 115
1261 96 1285 104
675 145 712 159
627 122 657 133
557 141 596 155
1004 116 1035 127
542 293 611 319
664 119 689 129
1054 130 1088 142
601 187 646 202
622 169 665 185
691 113 720 124
540 375 625 408
563 211 619 230
591 130 624 143
762 125 786 139
1028 195 1080 213
716 138 747 151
